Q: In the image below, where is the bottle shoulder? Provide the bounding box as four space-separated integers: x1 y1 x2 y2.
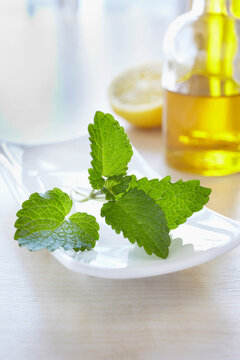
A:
163 11 240 55
162 11 240 94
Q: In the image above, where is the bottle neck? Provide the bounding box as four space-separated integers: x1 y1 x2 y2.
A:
231 0 240 17
192 0 227 15
192 0 240 17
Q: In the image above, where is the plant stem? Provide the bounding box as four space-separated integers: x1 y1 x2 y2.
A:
72 189 105 203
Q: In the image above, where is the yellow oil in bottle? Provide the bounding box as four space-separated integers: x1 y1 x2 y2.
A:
162 0 240 175
164 89 240 175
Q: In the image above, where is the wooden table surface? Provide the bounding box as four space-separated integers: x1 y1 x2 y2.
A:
1 129 240 360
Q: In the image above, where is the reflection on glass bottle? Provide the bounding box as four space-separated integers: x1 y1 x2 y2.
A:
162 0 240 175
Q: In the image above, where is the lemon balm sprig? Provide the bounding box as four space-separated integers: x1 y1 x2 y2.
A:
14 112 211 258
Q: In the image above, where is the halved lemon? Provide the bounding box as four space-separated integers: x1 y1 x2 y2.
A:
108 62 163 128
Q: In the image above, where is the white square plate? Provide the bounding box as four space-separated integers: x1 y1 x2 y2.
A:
1 136 240 279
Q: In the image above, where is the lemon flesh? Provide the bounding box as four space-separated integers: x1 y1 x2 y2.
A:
108 63 163 128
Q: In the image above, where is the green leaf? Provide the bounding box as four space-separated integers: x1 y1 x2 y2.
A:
134 176 211 229
14 188 99 251
103 175 136 200
101 187 171 258
88 111 133 189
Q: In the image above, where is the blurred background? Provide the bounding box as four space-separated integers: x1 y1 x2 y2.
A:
0 0 190 144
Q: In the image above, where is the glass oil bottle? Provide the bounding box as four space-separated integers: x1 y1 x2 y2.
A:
162 0 240 175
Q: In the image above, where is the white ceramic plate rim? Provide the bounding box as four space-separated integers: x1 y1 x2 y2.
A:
52 208 240 279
